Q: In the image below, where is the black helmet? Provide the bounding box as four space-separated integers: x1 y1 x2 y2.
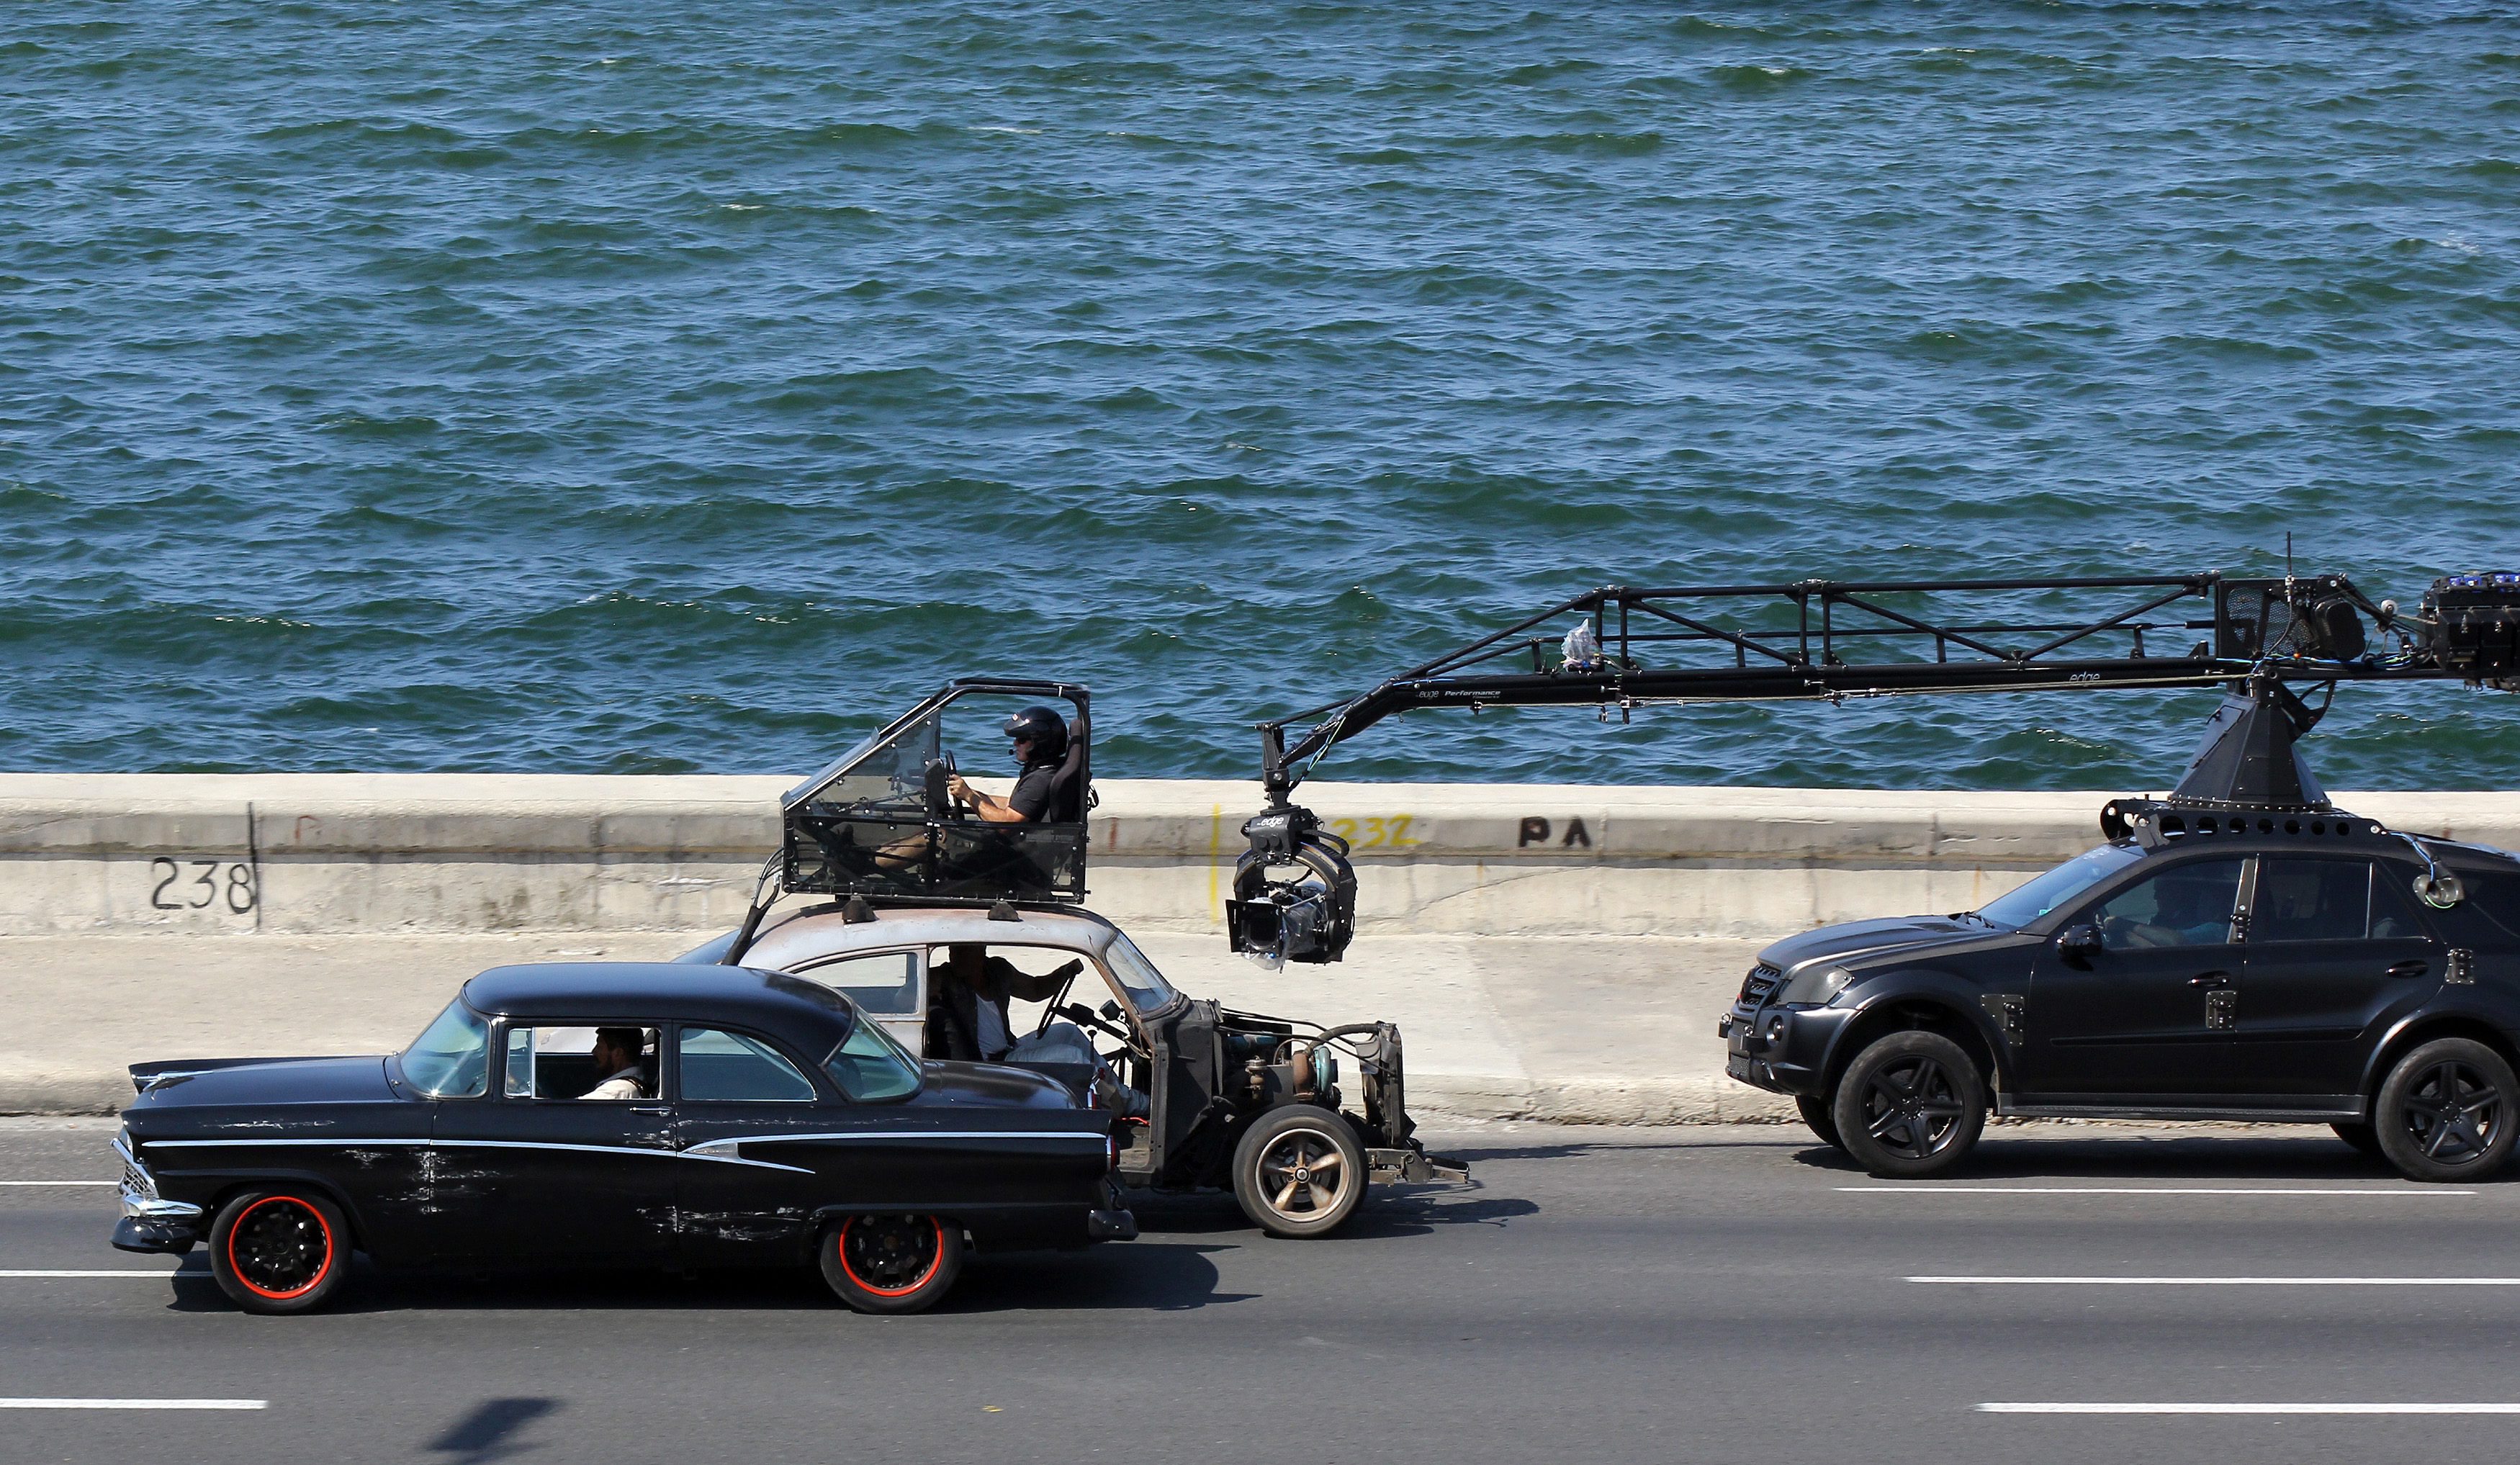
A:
1002 706 1068 765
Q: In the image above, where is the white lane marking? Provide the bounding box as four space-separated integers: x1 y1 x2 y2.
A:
0 1398 263 1410
0 1181 117 1187
0 1270 181 1279
1982 1402 2520 1414
1917 1276 2520 1286
1844 1186 2473 1196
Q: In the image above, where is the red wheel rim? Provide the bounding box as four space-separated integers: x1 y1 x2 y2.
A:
837 1215 942 1297
225 1196 333 1301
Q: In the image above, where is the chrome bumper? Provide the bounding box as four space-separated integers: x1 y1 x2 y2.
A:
112 1132 202 1226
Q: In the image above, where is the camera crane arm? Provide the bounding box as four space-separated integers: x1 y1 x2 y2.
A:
1233 568 2520 964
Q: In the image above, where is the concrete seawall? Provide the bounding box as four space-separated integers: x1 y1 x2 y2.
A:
7 775 2516 1119
6 773 2517 939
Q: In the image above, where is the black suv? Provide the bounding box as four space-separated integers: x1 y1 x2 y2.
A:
1721 799 2520 1182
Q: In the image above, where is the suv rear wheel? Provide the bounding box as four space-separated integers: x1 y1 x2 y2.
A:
1830 1030 1986 1179
2374 1038 2519 1183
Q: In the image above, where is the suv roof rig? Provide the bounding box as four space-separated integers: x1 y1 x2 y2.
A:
1225 568 2520 965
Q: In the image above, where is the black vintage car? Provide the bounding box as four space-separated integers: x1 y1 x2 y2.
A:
112 963 1133 1315
1722 798 2520 1183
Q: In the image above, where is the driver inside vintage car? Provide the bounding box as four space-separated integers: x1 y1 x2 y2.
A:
928 945 1148 1119
583 1027 654 1099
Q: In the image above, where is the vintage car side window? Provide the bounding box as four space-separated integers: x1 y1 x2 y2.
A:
823 1017 924 1103
2255 858 2374 944
680 1027 817 1102
795 951 920 1015
401 1000 491 1098
2090 857 2246 952
507 1026 659 1100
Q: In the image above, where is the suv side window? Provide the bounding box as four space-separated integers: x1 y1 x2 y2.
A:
2091 857 2246 951
2254 857 2373 944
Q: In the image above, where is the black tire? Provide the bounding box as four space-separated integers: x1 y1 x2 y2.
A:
820 1214 964 1315
1830 1030 1986 1180
2375 1038 2519 1183
2331 1120 2385 1158
1796 1095 1845 1151
207 1189 349 1315
1231 1104 1367 1238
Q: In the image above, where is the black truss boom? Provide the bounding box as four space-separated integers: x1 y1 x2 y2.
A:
1256 571 2442 796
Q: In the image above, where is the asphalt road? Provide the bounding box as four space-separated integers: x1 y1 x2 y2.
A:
9 1117 2520 1465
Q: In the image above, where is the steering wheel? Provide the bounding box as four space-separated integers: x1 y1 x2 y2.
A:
1058 1001 1139 1047
922 753 965 821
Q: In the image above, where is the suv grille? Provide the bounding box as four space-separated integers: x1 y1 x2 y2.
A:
1737 963 1782 1008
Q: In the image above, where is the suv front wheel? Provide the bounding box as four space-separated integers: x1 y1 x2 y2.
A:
2374 1038 2519 1183
1830 1030 1986 1179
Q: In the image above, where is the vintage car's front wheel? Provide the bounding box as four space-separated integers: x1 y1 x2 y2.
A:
208 1189 348 1315
819 1214 965 1315
1232 1104 1366 1238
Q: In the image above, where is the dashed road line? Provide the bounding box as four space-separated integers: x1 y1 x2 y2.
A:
1843 1186 2472 1196
0 1398 264 1410
1917 1276 2520 1286
1981 1402 2520 1415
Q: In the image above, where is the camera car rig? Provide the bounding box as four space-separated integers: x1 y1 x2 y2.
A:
1227 569 2520 965
708 678 1464 1238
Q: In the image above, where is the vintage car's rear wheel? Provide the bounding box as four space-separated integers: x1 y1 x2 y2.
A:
820 1214 964 1315
1830 1030 1986 1180
2375 1038 2520 1182
1796 1096 1845 1151
1232 1104 1366 1238
208 1189 348 1315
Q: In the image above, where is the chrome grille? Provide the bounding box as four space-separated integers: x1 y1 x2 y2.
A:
1737 963 1782 1007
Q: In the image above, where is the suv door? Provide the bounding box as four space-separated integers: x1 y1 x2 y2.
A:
2233 856 2440 1101
2021 855 2249 1102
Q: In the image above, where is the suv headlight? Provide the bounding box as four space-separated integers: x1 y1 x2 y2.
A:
1776 965 1854 1006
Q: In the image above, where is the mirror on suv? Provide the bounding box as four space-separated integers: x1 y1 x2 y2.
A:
2056 924 2102 965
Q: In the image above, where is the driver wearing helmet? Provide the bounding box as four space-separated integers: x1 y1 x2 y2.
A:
948 706 1071 824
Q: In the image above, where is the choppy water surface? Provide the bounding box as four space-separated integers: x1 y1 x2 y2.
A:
6 1 2520 789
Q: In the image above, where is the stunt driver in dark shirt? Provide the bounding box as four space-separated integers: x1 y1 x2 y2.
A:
948 705 1075 824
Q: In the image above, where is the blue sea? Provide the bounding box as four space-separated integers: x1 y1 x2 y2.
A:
6 1 2519 791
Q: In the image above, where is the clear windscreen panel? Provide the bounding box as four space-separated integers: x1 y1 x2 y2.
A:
782 682 1090 903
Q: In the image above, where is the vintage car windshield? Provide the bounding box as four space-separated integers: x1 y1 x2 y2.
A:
1976 842 2149 929
1102 933 1181 1014
400 999 492 1097
823 1015 922 1102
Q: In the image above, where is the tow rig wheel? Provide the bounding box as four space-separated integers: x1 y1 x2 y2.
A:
820 1214 964 1315
1232 1105 1366 1238
1796 1096 1845 1152
208 1189 348 1315
2374 1039 2519 1183
1830 1030 1986 1180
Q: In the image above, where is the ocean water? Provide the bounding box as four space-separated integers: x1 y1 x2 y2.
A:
6 1 2519 793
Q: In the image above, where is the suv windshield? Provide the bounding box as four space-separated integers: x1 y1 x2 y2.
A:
1976 843 2148 929
400 999 491 1097
1102 933 1182 1014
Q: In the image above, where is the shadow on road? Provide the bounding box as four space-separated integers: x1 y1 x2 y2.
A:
428 1397 561 1464
1788 1130 2519 1182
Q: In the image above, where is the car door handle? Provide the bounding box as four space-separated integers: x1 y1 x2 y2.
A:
2388 960 2429 979
2189 971 2233 988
